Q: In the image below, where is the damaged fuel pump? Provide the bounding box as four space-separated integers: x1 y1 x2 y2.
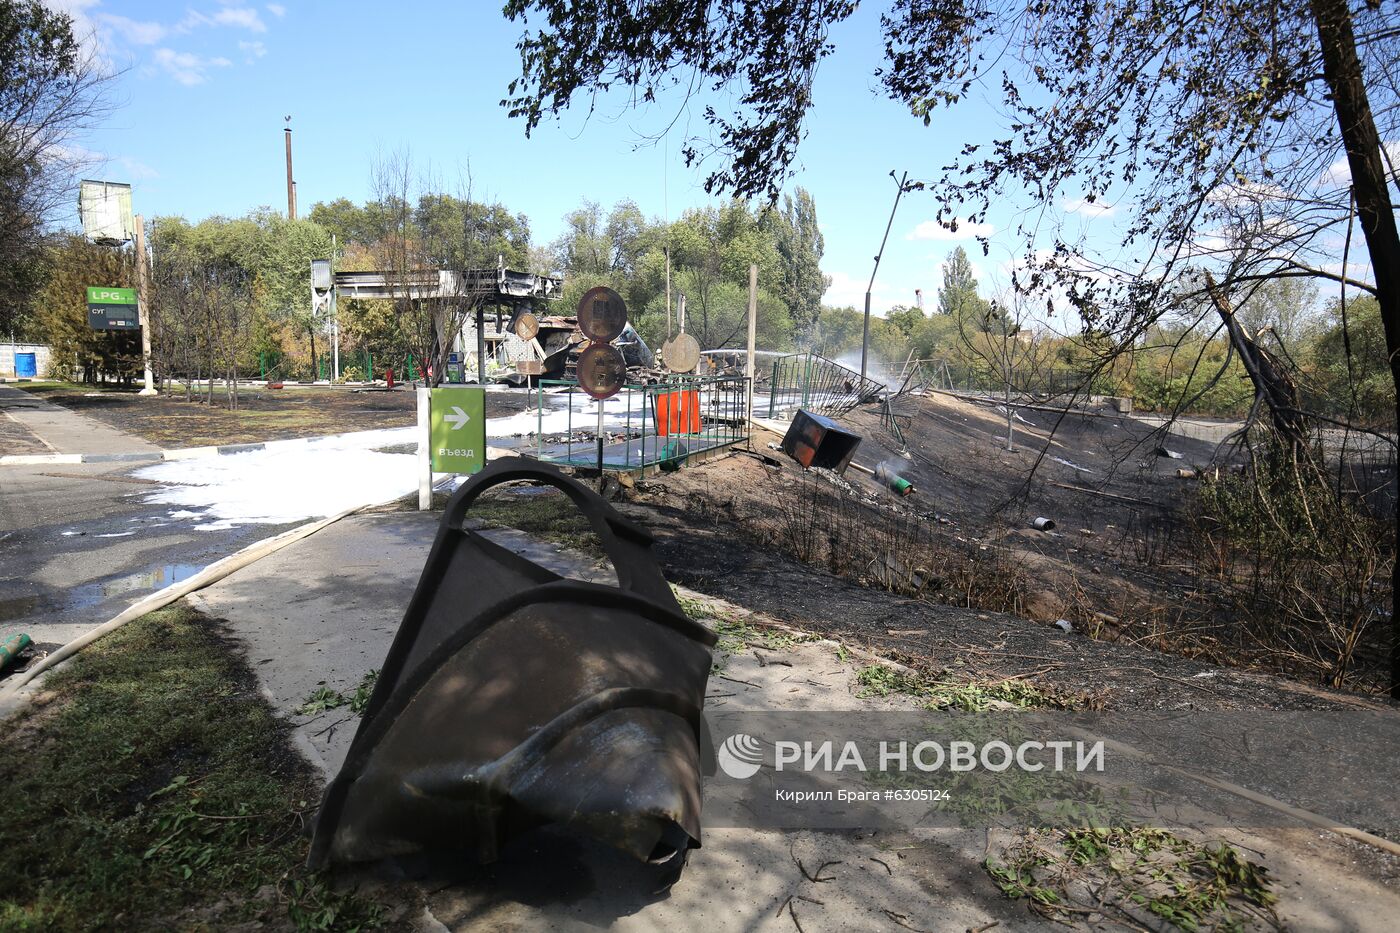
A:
308 458 716 875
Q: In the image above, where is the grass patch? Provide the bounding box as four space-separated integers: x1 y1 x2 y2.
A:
673 591 806 654
0 604 394 931
296 671 379 717
987 826 1278 931
854 663 1079 711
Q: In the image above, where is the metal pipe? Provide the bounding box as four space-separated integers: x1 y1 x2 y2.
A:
476 306 487 386
0 633 31 673
873 462 916 496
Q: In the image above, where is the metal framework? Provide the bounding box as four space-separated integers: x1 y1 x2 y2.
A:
332 267 563 304
764 352 885 418
534 375 750 472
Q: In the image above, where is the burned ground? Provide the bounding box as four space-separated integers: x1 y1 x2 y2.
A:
626 491 1388 714
622 389 1396 699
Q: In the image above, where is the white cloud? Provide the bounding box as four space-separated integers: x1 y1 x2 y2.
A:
43 141 104 167
266 3 286 16
181 5 267 33
153 48 232 86
1317 141 1400 189
1062 197 1116 218
239 39 267 60
905 219 995 241
823 269 872 309
95 13 167 45
118 156 159 180
214 6 266 30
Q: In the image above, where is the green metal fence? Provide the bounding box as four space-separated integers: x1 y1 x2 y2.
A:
763 352 885 418
533 374 750 473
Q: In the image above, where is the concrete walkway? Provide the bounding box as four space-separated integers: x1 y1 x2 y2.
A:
0 385 160 457
189 505 1400 932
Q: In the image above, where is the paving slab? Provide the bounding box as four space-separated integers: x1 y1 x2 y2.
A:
0 385 161 456
191 506 1400 931
0 407 50 456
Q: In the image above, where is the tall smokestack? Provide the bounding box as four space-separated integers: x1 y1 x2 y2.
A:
915 288 923 311
284 125 296 220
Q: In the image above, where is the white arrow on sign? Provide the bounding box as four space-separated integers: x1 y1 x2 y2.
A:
445 406 471 430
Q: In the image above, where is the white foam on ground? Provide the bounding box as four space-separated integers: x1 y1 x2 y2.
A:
487 391 641 437
132 394 644 530
136 431 420 530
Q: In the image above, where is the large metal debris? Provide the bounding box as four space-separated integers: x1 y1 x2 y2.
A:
308 457 715 871
780 409 862 474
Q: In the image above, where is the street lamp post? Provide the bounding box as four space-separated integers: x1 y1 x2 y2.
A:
860 170 914 386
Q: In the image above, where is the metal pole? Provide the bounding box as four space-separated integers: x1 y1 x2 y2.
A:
596 403 605 493
133 213 156 396
284 127 296 220
331 234 339 381
665 247 672 340
476 306 487 385
746 263 757 444
860 171 911 384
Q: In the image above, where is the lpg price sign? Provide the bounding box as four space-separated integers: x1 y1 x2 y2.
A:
86 286 139 330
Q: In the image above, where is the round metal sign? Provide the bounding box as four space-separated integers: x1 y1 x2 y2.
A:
513 311 540 341
577 286 628 343
577 342 628 400
661 333 701 373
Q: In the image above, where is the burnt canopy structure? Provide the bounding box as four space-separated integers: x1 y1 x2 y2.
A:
309 458 715 871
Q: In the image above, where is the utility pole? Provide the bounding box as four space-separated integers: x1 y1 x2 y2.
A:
860 170 913 385
284 119 296 220
133 213 156 395
330 234 339 381
746 264 758 437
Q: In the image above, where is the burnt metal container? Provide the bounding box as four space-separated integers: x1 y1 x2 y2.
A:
308 457 715 872
780 409 862 474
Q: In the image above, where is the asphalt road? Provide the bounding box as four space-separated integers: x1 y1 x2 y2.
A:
0 461 298 679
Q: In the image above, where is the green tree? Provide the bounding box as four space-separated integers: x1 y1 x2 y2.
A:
1236 276 1322 350
936 247 978 318
553 200 611 277
1306 295 1395 426
885 304 925 337
30 234 136 382
760 187 829 339
936 247 1006 332
1 0 112 335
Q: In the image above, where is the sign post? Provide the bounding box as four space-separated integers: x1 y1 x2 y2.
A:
423 386 487 509
576 287 630 491
417 387 432 510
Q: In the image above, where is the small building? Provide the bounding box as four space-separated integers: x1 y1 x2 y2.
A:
0 343 51 379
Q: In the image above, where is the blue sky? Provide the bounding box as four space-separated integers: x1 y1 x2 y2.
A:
54 1 1137 319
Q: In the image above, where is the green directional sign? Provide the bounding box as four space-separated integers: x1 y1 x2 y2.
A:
429 386 486 474
86 286 139 330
